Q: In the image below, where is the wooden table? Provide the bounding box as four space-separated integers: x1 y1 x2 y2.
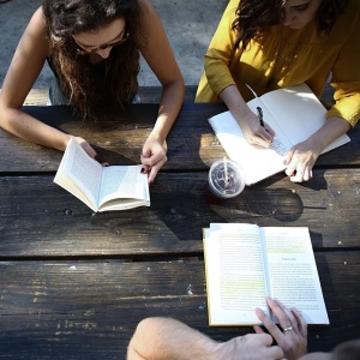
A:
0 100 359 359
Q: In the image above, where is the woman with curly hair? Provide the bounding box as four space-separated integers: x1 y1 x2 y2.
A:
0 0 185 183
196 0 359 183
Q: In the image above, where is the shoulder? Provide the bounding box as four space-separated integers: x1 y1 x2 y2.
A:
23 6 49 52
28 6 48 36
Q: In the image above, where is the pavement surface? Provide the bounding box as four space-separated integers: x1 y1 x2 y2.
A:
0 0 228 88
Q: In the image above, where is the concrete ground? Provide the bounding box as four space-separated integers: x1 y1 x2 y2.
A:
0 0 228 88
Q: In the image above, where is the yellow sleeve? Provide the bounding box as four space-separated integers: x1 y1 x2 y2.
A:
203 0 239 96
327 9 360 127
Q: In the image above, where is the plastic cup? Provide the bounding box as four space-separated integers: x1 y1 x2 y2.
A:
208 159 245 199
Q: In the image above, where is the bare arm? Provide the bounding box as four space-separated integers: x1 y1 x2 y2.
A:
127 317 284 360
138 0 185 182
0 7 71 151
127 317 221 360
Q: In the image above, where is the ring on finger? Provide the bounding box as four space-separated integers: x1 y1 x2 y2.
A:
283 325 293 332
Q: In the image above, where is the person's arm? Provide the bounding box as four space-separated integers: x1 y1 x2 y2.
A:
201 0 274 147
127 317 284 360
0 7 97 158
138 0 185 183
284 8 360 182
0 7 70 151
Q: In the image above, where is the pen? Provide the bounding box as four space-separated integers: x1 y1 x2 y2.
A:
256 106 264 127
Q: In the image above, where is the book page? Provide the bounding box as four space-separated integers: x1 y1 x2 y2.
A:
260 84 350 151
204 223 269 326
54 138 102 210
263 227 329 324
208 111 287 185
98 165 149 208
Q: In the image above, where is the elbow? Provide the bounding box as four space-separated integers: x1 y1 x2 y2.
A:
127 317 168 359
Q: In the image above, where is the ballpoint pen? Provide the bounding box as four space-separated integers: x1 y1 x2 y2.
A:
256 106 264 127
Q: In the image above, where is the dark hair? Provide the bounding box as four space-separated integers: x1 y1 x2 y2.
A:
232 0 350 50
43 0 144 122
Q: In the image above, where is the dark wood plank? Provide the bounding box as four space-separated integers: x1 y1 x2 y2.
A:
0 168 358 257
0 104 358 172
138 85 197 103
0 252 359 359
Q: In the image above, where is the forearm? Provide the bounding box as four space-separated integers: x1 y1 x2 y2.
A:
307 116 351 152
219 85 253 121
149 79 185 143
127 318 220 360
0 107 70 151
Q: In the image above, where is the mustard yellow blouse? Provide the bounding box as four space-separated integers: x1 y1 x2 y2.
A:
195 0 360 127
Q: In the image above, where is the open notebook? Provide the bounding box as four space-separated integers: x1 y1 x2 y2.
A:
209 84 350 185
203 223 329 326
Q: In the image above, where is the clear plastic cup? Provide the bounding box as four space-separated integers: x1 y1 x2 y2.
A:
208 159 245 199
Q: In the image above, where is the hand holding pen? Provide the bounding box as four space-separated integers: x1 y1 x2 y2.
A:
239 106 275 148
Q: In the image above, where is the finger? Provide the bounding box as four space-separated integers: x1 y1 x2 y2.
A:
273 299 298 332
142 148 151 158
148 158 166 184
252 134 272 148
303 166 311 182
285 156 297 177
255 308 283 344
255 333 273 346
291 308 308 338
290 163 306 183
141 151 165 167
258 127 273 143
82 143 97 158
141 165 151 174
284 148 294 166
267 345 284 359
263 122 276 138
253 325 265 334
266 298 291 332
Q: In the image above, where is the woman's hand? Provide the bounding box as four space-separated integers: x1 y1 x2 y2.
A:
70 136 109 166
254 297 307 360
284 138 321 182
239 111 275 148
71 136 97 158
140 135 167 184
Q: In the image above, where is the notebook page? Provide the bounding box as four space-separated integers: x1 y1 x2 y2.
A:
260 84 350 151
204 223 269 325
263 227 329 324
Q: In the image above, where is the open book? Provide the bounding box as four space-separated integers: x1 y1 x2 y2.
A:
208 84 350 185
203 223 329 326
54 138 150 212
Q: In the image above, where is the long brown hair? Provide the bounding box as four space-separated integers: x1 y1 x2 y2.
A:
232 0 350 50
43 0 144 122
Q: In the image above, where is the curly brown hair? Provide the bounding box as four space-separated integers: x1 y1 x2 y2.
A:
232 0 349 50
43 0 144 122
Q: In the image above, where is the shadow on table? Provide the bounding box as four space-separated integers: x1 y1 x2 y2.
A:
151 179 310 242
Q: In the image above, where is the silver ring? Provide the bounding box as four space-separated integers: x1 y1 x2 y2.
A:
283 326 293 332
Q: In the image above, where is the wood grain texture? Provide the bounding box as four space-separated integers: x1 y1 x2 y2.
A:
0 104 358 172
0 253 359 359
0 169 358 256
